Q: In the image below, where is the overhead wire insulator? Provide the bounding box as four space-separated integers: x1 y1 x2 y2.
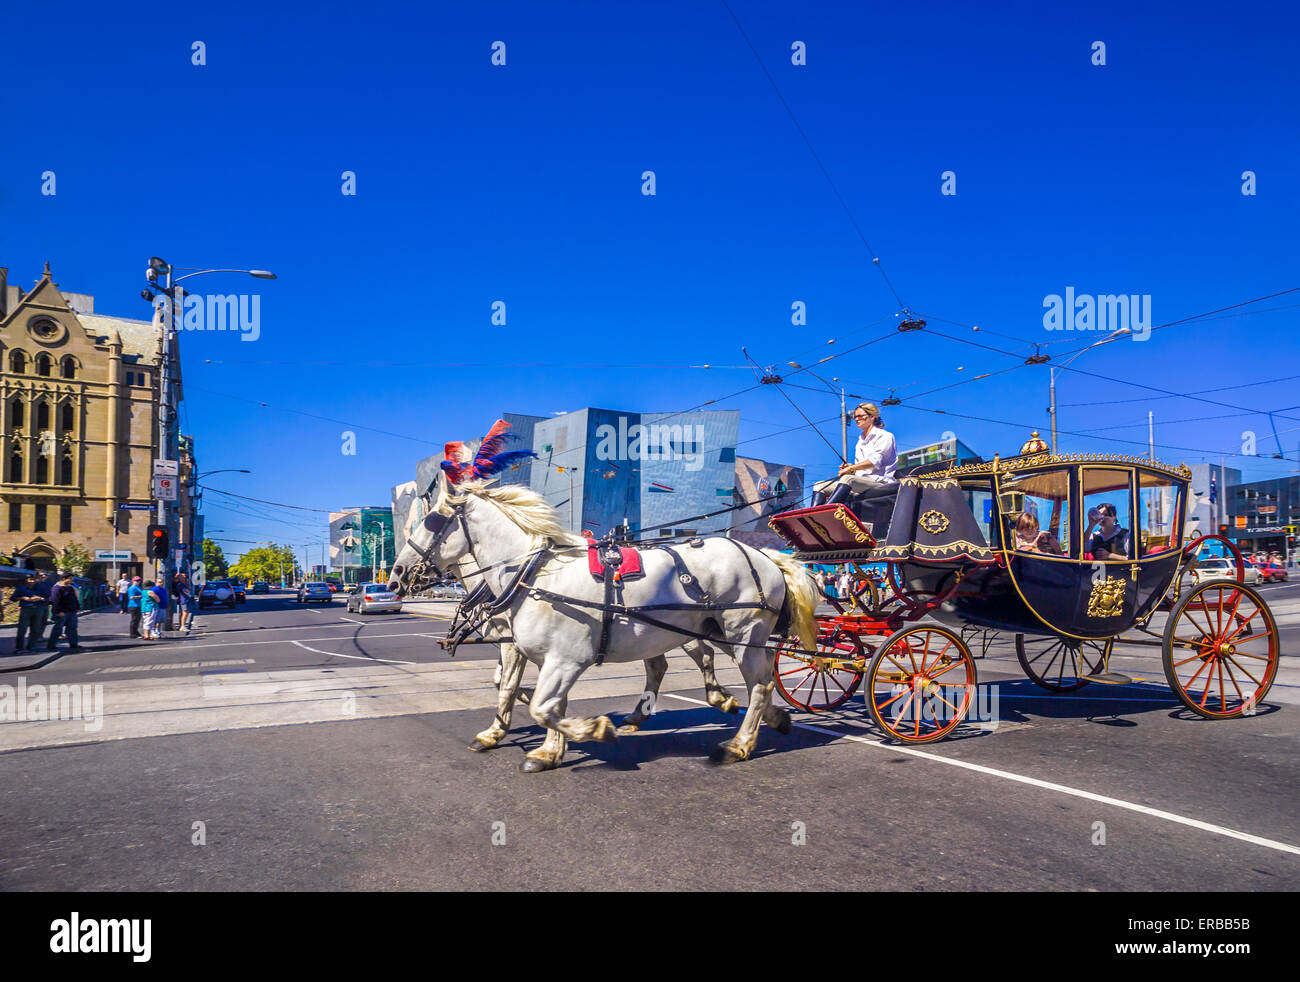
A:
898 318 926 332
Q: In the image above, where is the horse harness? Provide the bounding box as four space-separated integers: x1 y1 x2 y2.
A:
422 507 793 662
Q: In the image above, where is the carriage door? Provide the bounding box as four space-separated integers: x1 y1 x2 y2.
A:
1134 470 1186 617
1079 467 1136 628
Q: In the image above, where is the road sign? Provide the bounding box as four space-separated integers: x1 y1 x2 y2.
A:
153 459 179 477
119 503 153 511
95 550 133 562
153 476 177 501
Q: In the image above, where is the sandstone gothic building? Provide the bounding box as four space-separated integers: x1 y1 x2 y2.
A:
0 262 184 578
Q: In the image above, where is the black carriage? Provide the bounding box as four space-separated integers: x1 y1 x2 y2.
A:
767 439 1281 744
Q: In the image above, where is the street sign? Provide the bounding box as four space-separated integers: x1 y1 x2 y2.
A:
153 476 177 501
95 550 133 561
119 503 153 511
153 459 179 477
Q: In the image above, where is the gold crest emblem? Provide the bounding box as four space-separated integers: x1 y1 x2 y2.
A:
1086 577 1127 618
919 509 950 535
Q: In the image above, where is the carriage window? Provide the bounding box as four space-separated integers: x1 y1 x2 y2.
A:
998 468 1069 556
1081 468 1134 560
962 484 995 547
1137 472 1183 556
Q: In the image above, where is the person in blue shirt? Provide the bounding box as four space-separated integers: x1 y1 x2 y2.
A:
126 575 145 638
150 582 168 639
11 574 46 652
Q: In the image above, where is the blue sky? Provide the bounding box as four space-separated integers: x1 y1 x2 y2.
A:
4 0 1298 558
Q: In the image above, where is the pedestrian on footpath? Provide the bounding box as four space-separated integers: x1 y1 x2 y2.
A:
126 575 144 638
172 571 192 633
150 580 169 639
116 573 131 613
33 573 53 646
11 574 46 652
140 580 158 640
46 572 86 652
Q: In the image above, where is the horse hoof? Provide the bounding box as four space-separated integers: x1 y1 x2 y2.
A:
520 756 556 773
595 716 619 742
721 697 740 715
773 711 793 735
709 743 749 764
616 721 642 735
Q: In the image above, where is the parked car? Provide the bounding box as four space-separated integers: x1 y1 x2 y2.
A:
1192 558 1262 587
1256 561 1288 583
200 580 238 609
346 583 403 615
252 581 270 594
298 582 333 604
230 580 247 603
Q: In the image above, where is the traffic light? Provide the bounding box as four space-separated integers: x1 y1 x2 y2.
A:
147 524 169 559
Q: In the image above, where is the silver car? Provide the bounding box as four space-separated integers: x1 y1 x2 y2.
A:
298 582 333 604
347 583 403 614
1192 558 1262 587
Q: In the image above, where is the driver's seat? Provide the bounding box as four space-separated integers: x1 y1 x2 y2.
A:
845 483 898 539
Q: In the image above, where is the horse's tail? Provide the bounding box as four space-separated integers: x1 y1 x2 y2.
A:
760 549 818 653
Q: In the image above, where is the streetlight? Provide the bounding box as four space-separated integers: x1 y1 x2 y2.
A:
1047 329 1130 453
142 258 274 626
370 522 386 582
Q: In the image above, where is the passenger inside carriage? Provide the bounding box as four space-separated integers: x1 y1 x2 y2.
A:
1085 502 1131 560
1013 511 1063 555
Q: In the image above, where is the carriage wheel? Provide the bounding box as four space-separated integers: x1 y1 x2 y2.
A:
1162 581 1279 719
1014 635 1112 692
866 625 977 743
774 632 864 712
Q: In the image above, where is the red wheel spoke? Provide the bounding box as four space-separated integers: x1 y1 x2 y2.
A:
1223 654 1265 688
1172 651 1210 669
790 672 816 695
1182 657 1213 690
828 673 850 695
820 674 831 709
779 665 811 677
1223 606 1262 643
876 688 909 712
926 660 967 682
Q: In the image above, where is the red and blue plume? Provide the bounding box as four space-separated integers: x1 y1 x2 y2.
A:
442 420 537 485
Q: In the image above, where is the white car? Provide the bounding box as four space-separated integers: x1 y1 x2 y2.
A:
1192 558 1262 587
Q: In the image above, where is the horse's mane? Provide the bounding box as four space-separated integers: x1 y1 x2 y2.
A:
437 480 587 548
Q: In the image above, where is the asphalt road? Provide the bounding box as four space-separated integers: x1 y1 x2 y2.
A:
1 585 1297 890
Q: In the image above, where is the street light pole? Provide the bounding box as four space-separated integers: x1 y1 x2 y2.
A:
1048 329 1130 453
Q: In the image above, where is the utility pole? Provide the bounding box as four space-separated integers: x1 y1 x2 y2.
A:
840 388 848 462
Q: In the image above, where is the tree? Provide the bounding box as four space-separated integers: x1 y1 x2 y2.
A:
202 539 229 580
229 544 298 585
59 542 93 576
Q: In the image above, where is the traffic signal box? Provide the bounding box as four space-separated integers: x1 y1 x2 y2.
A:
147 524 170 559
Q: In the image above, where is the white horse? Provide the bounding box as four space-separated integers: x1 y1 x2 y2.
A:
388 480 817 772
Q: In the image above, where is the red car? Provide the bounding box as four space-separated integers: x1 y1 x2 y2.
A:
1257 562 1288 583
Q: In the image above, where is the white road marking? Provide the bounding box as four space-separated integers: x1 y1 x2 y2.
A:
339 617 365 624
290 640 415 665
664 692 1300 859
134 631 442 653
90 658 256 675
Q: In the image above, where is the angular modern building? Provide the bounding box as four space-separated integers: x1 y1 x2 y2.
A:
329 506 394 584
529 408 740 536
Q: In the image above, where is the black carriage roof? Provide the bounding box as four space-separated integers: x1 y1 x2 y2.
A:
921 450 1191 484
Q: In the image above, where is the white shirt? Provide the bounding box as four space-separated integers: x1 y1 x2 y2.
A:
853 426 898 483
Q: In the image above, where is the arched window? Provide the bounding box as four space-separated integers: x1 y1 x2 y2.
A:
61 403 74 433
35 354 52 377
8 451 22 484
9 350 26 374
35 455 48 484
59 454 73 485
60 356 77 380
37 401 49 431
9 399 23 429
